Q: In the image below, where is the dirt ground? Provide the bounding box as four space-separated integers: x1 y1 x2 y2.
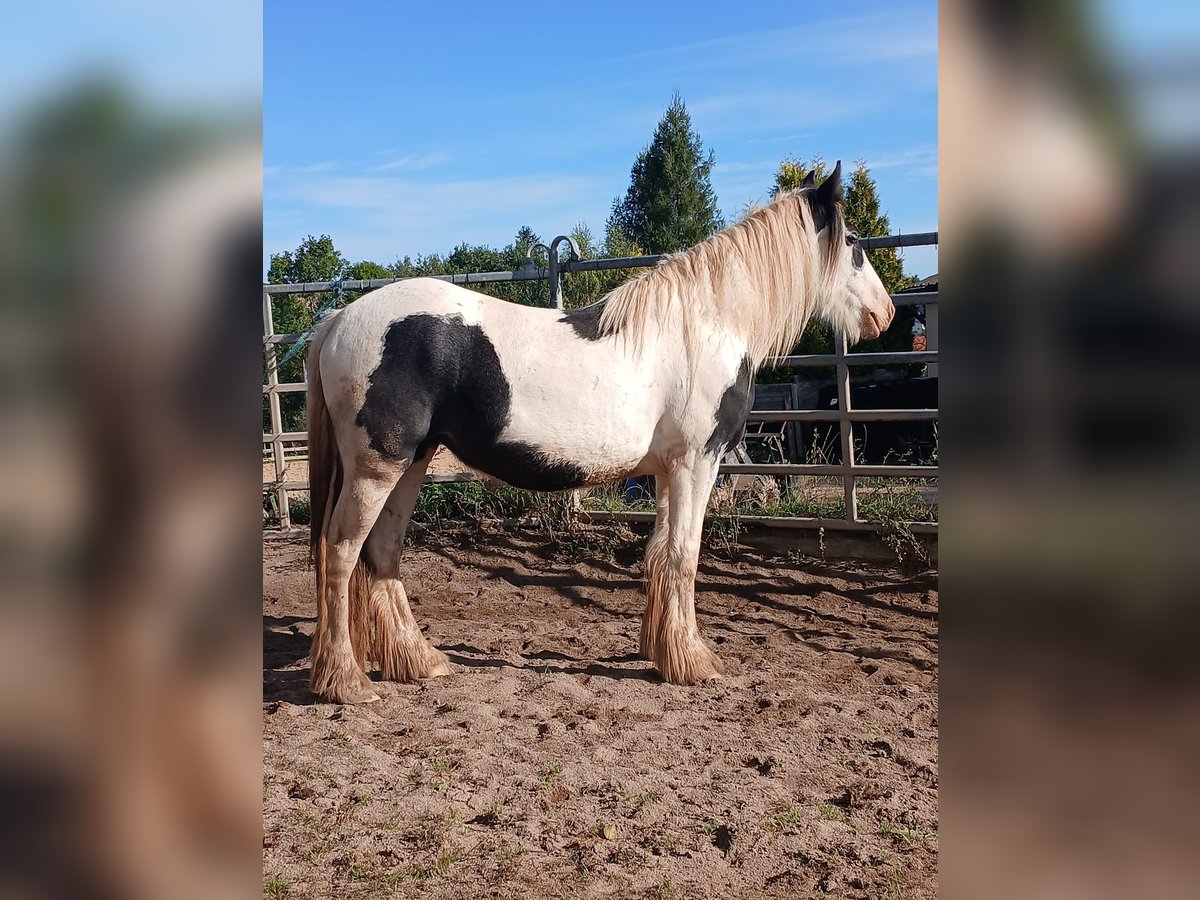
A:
263 525 938 899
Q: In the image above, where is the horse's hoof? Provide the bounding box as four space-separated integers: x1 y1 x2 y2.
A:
422 652 454 679
312 657 380 704
328 680 381 705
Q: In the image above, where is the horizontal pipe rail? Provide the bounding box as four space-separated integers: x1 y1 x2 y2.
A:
263 267 551 294
719 464 937 478
581 509 937 534
265 463 937 492
768 350 937 368
745 408 938 423
262 431 308 443
562 254 668 272
262 382 306 394
857 231 937 249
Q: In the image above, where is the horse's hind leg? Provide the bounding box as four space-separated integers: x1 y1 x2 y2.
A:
361 449 453 682
311 469 398 704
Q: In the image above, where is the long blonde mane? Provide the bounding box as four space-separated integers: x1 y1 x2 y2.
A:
596 189 845 367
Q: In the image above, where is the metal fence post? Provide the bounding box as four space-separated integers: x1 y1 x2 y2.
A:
263 289 290 528
834 328 858 524
547 235 581 310
548 250 562 309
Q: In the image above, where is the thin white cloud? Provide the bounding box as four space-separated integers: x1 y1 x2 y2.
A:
609 11 937 70
291 173 597 215
712 160 776 175
863 145 938 171
369 151 450 173
298 160 339 173
745 132 817 145
689 91 881 132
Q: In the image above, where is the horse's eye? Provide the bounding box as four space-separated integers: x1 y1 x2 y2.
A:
845 233 858 246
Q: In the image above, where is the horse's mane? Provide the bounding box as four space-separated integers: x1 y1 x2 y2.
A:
596 189 845 366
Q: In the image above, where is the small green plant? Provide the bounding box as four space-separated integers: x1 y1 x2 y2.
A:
821 803 844 821
643 878 682 900
628 789 661 812
573 845 591 878
537 762 563 789
264 874 289 900
262 492 311 528
494 842 524 872
880 819 935 846
412 849 460 880
763 803 805 834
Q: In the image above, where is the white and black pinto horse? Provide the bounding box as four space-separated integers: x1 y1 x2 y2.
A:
306 162 894 702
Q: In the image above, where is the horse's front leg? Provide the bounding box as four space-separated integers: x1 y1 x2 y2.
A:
640 475 671 659
642 459 722 684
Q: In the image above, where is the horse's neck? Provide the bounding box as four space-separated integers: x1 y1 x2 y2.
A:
675 258 780 369
646 286 751 385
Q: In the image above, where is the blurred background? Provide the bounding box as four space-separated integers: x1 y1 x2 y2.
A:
0 2 261 899
942 0 1200 897
0 0 1198 897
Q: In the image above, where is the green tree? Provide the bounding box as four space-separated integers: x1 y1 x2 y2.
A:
607 93 724 254
346 259 393 281
267 234 346 285
771 156 829 197
266 234 351 431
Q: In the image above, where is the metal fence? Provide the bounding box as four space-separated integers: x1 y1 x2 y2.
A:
263 232 938 532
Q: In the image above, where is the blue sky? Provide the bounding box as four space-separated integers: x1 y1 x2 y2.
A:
265 1 938 277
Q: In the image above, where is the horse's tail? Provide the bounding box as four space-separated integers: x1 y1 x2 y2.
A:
307 312 371 675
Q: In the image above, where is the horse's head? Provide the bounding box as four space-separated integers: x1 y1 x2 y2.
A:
804 162 895 344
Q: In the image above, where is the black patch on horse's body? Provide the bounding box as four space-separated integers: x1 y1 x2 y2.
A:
704 357 755 458
559 300 606 341
356 314 590 491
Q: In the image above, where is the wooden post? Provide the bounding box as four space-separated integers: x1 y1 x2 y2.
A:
263 290 290 528
834 329 857 524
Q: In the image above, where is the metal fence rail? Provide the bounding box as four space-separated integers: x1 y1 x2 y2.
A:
263 232 938 530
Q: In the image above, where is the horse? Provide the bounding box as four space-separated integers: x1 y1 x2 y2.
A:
304 161 894 703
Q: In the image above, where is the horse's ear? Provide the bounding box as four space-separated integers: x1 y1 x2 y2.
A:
801 170 817 189
816 160 843 205
805 160 843 231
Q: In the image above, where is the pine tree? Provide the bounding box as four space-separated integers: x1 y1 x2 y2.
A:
607 93 724 254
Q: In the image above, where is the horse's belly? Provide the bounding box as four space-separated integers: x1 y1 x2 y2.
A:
494 365 657 487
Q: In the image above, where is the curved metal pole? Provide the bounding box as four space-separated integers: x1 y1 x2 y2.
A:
546 235 581 309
